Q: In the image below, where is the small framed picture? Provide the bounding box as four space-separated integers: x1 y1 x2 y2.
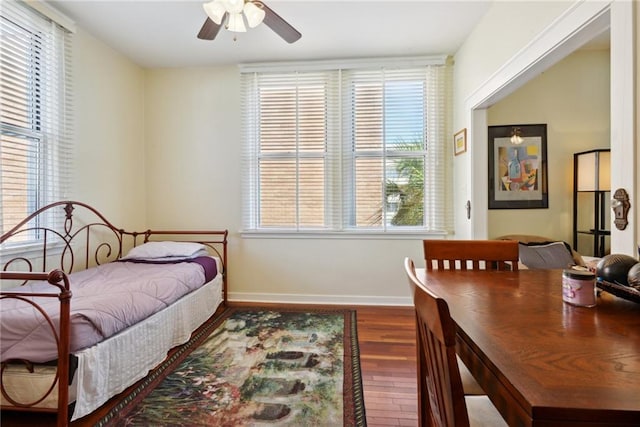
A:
454 128 467 156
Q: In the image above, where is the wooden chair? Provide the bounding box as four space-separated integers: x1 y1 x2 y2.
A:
422 239 518 395
423 240 519 271
405 258 507 427
406 257 483 396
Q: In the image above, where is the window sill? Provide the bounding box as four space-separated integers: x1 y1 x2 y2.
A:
240 230 448 240
1 241 64 257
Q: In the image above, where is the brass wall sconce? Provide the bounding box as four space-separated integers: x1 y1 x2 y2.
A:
611 188 630 230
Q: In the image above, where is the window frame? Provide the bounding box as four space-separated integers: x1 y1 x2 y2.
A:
0 1 74 245
240 57 452 239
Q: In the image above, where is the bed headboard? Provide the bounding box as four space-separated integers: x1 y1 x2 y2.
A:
1 201 133 275
1 201 228 281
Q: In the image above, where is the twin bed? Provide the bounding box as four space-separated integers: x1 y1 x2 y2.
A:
0 201 228 426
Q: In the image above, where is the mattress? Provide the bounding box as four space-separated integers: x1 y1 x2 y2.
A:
1 257 217 363
0 258 223 421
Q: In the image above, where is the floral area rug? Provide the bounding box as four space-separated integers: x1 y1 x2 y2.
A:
97 307 366 426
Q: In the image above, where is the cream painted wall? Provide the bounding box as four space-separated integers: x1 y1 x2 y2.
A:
486 50 610 243
453 1 574 127
71 28 146 230
143 67 240 231
66 0 628 304
452 1 575 237
143 67 424 305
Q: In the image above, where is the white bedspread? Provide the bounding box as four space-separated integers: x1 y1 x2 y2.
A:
72 268 223 420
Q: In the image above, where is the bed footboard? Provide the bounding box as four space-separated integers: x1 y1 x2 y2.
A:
0 270 71 427
0 201 228 426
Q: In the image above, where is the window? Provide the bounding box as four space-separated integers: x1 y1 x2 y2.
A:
241 58 452 235
0 1 73 241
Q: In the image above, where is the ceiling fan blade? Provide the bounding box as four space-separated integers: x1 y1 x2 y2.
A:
197 17 223 40
261 3 301 43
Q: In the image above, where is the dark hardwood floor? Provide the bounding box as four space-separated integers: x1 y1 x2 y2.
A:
355 305 418 427
1 304 418 427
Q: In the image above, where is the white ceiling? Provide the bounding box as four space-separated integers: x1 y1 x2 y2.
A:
47 0 492 69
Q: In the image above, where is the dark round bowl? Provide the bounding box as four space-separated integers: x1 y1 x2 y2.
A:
596 254 638 286
627 262 640 289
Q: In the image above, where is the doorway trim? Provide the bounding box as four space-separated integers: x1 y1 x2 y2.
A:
464 1 635 255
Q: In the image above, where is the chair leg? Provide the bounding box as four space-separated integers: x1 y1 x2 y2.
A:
416 322 434 426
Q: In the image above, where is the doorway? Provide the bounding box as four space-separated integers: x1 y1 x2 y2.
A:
465 1 635 256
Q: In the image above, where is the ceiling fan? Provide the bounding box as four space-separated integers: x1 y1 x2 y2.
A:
197 0 302 43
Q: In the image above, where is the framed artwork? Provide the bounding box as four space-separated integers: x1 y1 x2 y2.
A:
454 128 467 156
488 124 548 209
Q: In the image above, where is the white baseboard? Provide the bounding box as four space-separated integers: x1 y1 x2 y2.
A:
228 291 413 307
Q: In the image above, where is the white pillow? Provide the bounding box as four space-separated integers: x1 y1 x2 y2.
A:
121 241 207 261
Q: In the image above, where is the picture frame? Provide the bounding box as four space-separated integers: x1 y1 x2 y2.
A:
454 128 467 156
488 124 548 209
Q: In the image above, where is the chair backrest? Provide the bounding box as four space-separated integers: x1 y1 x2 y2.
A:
405 257 470 427
423 239 519 271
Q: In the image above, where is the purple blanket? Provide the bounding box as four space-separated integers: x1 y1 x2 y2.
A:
1 258 218 363
121 256 218 282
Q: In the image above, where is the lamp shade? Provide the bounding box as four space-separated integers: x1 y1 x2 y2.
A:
576 149 610 191
203 0 226 25
510 127 523 144
226 12 247 32
222 0 244 14
243 1 265 28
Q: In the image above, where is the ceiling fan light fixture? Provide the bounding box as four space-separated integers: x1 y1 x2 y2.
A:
243 1 265 28
226 12 247 32
203 0 226 25
198 0 300 43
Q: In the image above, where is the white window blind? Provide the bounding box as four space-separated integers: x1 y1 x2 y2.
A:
241 59 452 235
1 0 73 240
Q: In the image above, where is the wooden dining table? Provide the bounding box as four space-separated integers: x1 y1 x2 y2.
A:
415 268 640 427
